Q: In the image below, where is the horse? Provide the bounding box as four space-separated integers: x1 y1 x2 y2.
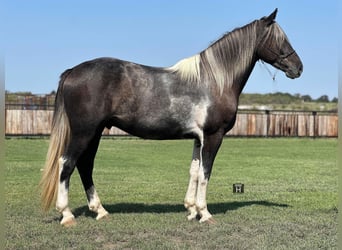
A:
40 9 303 226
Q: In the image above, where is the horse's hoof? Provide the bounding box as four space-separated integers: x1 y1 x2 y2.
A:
60 216 76 227
185 205 198 221
199 216 217 225
96 212 110 221
205 217 217 225
187 213 197 221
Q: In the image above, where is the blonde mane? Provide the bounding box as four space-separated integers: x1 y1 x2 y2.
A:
168 20 263 94
168 54 201 83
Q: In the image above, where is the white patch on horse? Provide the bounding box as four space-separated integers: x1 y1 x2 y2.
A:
195 167 212 222
56 157 68 212
86 186 109 220
56 157 75 225
193 100 209 128
184 158 200 220
187 98 209 139
56 180 69 212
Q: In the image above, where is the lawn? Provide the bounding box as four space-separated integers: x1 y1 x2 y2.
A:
5 137 337 249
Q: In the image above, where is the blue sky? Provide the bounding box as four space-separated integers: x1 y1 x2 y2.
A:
2 1 338 99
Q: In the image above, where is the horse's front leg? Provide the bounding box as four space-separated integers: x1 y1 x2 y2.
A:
184 159 200 220
195 133 223 223
195 164 212 223
184 140 201 220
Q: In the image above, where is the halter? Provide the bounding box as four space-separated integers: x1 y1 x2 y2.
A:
264 46 296 61
259 48 296 82
256 20 296 63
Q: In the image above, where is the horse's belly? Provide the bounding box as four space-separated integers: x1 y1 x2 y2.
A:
110 116 198 140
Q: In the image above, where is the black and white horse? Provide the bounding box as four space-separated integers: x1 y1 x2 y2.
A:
40 9 302 226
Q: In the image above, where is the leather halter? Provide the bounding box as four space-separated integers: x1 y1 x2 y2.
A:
264 46 296 60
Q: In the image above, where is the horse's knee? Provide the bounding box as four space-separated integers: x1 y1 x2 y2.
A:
189 158 200 178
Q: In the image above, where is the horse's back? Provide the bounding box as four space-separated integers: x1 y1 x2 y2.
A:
58 57 184 136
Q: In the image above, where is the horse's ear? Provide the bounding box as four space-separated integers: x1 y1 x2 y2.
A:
262 8 278 25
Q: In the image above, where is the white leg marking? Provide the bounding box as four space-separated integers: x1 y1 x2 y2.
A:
56 157 75 226
184 158 200 220
196 165 212 223
56 157 68 212
86 187 109 220
60 207 75 226
183 100 214 223
56 180 69 212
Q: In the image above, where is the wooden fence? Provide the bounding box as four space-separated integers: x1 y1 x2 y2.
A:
226 110 338 137
5 109 338 137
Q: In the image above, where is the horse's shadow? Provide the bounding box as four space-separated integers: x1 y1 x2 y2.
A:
73 200 289 219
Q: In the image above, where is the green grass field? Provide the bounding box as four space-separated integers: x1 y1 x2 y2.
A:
5 137 337 249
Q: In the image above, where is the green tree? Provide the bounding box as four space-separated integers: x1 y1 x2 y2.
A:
316 95 329 102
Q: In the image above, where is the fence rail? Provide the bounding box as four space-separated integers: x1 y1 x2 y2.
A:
5 108 338 137
226 110 338 137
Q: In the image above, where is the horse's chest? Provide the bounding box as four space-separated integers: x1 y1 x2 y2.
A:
204 99 238 133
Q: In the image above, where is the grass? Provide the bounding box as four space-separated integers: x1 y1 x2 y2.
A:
5 137 337 249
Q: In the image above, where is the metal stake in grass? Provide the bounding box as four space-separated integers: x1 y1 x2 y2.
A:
233 183 244 193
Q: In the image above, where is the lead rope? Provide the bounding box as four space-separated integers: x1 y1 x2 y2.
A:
260 60 278 81
260 60 279 93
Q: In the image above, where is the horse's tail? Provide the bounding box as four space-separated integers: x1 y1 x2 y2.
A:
40 69 72 212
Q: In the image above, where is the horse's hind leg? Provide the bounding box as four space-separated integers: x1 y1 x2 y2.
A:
56 154 78 226
56 133 98 226
76 133 109 220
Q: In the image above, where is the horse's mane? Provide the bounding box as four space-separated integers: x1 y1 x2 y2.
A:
169 19 286 93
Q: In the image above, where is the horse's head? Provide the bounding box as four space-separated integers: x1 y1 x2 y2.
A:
256 9 303 79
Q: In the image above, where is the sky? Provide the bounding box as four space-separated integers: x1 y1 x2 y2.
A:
2 1 339 100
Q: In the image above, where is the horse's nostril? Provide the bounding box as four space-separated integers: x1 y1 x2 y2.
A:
298 63 303 73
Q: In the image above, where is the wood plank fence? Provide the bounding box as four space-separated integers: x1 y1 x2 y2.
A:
5 109 338 137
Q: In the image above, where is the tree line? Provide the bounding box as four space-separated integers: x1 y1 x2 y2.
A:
239 92 337 105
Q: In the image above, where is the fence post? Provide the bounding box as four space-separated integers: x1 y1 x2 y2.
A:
265 110 270 137
312 111 317 138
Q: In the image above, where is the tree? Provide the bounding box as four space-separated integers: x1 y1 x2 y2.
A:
301 95 312 102
331 97 338 103
316 95 329 102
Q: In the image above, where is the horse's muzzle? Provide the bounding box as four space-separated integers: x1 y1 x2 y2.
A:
286 63 303 79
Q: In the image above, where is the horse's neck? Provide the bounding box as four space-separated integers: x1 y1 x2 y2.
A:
202 22 259 95
230 54 258 95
